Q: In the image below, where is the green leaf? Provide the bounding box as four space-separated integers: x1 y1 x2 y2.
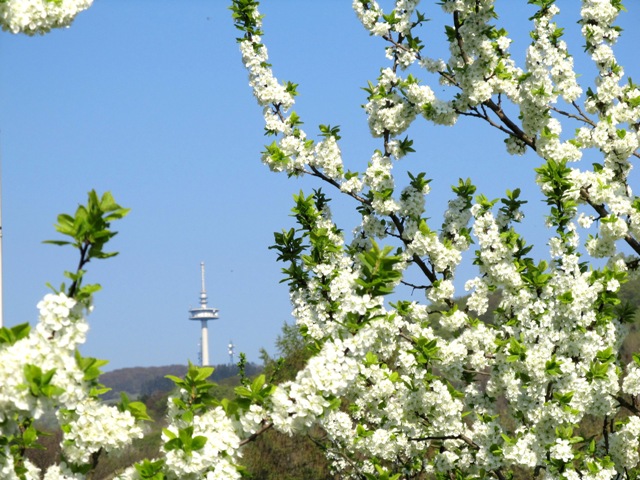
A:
22 364 64 398
0 322 31 346
134 459 166 479
125 399 152 422
191 435 207 451
545 356 563 376
355 241 403 297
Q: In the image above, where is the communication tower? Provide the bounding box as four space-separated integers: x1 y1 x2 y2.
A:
189 262 219 366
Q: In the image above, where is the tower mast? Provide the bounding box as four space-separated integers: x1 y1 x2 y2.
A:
188 262 219 366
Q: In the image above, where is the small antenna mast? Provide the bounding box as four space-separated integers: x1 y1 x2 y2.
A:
228 340 235 366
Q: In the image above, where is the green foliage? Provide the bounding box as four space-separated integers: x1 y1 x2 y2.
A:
229 0 263 39
75 350 110 398
118 392 152 422
165 362 218 414
21 365 64 399
234 374 275 409
134 459 166 480
270 189 343 294
0 322 31 347
506 336 527 363
545 356 563 376
163 426 207 456
534 159 577 241
499 188 527 222
2 416 48 479
363 464 402 480
270 228 308 288
263 142 290 170
44 190 129 302
356 242 403 296
319 124 341 141
409 337 440 366
407 171 429 192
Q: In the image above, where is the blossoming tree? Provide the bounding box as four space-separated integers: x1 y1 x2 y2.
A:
4 0 640 479
227 0 640 478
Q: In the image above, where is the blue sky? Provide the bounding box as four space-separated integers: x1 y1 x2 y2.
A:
1 1 639 371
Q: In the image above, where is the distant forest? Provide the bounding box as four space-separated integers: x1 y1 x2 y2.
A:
100 362 263 401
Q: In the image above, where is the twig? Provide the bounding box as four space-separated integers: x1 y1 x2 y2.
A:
408 433 479 449
580 187 640 256
400 280 430 291
614 395 640 416
239 422 273 447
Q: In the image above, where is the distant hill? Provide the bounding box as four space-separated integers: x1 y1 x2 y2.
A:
100 362 262 401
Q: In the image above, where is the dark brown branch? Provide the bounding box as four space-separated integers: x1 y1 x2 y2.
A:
452 10 536 151
614 395 640 416
68 241 91 298
452 11 471 66
307 166 369 205
550 104 597 128
309 158 443 291
603 415 610 454
239 422 273 447
579 187 640 256
464 368 490 377
86 448 103 479
400 280 430 291
409 433 478 449
482 99 536 149
460 107 532 144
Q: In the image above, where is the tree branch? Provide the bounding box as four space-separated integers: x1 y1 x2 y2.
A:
239 422 273 447
579 186 640 256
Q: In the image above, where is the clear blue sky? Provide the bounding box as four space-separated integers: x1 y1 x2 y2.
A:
1 1 639 371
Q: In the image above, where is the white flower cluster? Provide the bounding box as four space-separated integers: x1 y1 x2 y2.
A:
312 136 343 181
363 151 398 214
409 227 462 274
609 416 640 470
623 362 640 396
238 37 294 111
0 295 84 423
449 1 520 109
441 195 473 250
0 0 92 35
519 5 582 162
581 0 622 51
364 69 426 137
59 399 143 465
42 463 86 480
471 207 522 288
0 293 146 478
352 0 384 36
238 9 371 198
270 336 361 435
162 401 242 480
568 164 640 259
